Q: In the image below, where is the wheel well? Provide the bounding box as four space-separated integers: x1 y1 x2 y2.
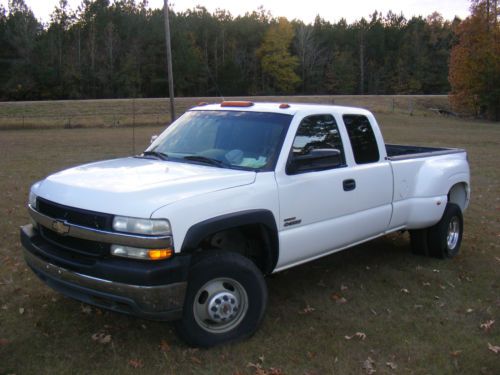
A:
190 224 277 274
181 210 279 274
448 183 468 212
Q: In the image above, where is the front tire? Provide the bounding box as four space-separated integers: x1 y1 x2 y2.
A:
427 203 463 259
175 251 267 347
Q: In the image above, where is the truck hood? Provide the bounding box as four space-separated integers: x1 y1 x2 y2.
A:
35 157 256 217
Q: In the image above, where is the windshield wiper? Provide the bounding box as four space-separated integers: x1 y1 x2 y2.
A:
183 155 227 168
138 151 169 160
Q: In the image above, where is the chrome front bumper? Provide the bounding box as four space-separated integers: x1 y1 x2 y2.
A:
21 225 187 320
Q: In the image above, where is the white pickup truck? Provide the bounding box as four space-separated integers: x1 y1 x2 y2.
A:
21 102 470 347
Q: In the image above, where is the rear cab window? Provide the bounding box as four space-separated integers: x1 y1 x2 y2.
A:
343 115 380 164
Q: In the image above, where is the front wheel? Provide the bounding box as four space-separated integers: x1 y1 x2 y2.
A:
427 203 463 259
175 251 267 347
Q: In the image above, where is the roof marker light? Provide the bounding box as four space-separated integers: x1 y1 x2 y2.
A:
279 103 290 109
221 101 254 107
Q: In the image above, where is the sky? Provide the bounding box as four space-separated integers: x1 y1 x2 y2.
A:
1 0 471 24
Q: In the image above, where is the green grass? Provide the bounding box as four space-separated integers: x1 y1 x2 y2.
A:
0 101 499 374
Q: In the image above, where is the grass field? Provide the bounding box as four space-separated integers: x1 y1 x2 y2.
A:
0 95 451 129
0 99 499 374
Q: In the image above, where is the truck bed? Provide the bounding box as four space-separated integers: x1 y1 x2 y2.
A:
386 144 464 161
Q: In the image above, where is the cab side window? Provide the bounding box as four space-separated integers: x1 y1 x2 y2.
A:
343 115 380 164
287 114 346 174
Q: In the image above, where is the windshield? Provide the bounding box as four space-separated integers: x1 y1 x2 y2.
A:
146 110 292 171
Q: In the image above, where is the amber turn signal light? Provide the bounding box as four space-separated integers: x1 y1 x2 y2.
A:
148 249 173 260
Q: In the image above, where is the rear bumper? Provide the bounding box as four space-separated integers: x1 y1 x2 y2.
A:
21 225 188 321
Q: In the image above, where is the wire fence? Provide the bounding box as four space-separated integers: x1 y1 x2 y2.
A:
0 95 453 130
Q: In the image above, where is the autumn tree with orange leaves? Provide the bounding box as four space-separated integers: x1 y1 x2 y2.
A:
449 0 500 120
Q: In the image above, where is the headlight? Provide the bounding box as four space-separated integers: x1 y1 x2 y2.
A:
111 245 173 260
112 216 171 235
28 190 37 208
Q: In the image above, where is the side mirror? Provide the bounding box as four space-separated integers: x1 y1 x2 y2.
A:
287 148 343 174
150 135 159 144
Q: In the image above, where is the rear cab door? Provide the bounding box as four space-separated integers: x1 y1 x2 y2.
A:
274 109 393 270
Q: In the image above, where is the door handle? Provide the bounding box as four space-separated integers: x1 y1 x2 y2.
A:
343 179 356 191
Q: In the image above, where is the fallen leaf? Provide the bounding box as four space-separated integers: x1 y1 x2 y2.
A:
340 284 348 291
91 332 112 344
362 357 376 374
299 305 315 314
331 293 348 304
345 332 367 340
466 308 474 313
81 304 92 314
450 350 462 357
480 320 495 333
190 356 202 365
247 362 261 369
306 351 316 360
159 339 171 353
487 343 500 354
128 359 144 368
401 288 410 294
422 282 431 287
19 307 24 315
386 361 397 370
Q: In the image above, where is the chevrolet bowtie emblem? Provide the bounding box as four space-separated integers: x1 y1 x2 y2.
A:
52 220 70 235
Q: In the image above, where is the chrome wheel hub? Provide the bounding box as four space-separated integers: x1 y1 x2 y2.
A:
193 277 248 333
447 216 460 250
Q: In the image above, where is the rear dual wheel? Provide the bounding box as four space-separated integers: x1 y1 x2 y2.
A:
410 203 463 259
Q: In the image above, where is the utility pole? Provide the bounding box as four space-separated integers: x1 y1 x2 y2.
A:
163 0 175 122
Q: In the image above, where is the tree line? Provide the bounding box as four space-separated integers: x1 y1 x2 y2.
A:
449 0 499 121
0 0 462 102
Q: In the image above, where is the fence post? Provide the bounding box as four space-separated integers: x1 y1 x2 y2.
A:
408 98 413 116
132 99 136 155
